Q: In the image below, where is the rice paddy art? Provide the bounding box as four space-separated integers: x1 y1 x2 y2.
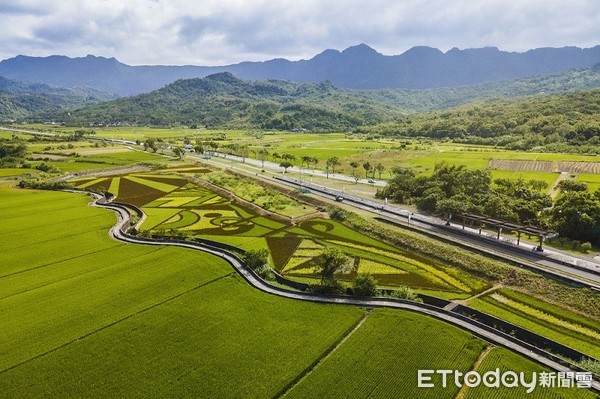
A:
71 170 482 294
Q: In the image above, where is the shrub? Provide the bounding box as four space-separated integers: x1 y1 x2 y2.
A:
309 279 345 295
18 179 73 190
578 358 600 376
581 242 593 253
390 286 422 303
353 273 379 297
242 249 274 280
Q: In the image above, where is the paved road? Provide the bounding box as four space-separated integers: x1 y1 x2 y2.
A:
191 152 600 289
276 176 600 288
205 151 387 186
89 195 599 393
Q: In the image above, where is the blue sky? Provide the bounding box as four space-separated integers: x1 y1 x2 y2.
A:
0 0 598 65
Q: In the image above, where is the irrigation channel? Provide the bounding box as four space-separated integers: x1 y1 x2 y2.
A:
84 192 600 393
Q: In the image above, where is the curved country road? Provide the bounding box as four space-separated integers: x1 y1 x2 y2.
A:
91 196 600 393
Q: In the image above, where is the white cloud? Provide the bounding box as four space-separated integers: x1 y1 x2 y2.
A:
0 0 598 65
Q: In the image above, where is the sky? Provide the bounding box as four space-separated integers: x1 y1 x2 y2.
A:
0 0 599 65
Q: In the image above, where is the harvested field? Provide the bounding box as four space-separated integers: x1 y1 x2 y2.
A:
488 159 555 172
558 161 600 174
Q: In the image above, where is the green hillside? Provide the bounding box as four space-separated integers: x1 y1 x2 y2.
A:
44 66 600 132
360 88 600 152
53 73 404 130
0 76 116 122
359 64 600 112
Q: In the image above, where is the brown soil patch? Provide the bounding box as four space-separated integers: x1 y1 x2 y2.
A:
118 177 167 207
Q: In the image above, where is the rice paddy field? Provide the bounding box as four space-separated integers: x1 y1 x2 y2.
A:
577 174 600 193
285 310 596 399
3 126 600 397
70 169 488 297
1 176 598 397
468 289 600 360
0 185 363 397
8 126 600 194
463 347 596 399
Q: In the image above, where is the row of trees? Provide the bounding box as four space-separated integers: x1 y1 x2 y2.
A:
191 141 387 181
377 162 600 245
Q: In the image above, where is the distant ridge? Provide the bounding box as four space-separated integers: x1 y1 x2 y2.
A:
1 44 600 96
0 75 115 121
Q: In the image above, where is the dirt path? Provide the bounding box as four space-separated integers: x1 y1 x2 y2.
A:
443 284 502 311
548 171 575 199
454 345 495 399
278 310 372 398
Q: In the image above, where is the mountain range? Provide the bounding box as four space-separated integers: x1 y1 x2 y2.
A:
44 65 600 130
0 76 115 122
1 44 600 96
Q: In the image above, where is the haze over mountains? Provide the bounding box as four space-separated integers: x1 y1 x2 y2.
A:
1 44 600 96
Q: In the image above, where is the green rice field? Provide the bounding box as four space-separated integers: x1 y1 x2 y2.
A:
0 185 364 397
464 347 596 399
468 289 600 359
2 179 598 397
70 169 487 296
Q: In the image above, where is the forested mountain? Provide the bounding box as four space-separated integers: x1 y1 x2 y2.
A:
0 76 115 122
359 88 600 152
360 63 600 112
49 73 404 130
40 66 600 136
1 44 599 95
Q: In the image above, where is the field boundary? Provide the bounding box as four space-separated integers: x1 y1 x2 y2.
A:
83 193 600 393
454 344 495 399
277 310 371 398
0 271 233 375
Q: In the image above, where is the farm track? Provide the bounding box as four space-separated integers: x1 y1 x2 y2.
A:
90 194 600 393
454 345 495 399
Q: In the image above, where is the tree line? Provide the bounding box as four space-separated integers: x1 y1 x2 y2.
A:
358 89 600 153
377 162 600 246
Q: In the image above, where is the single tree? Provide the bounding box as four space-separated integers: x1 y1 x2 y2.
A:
282 153 296 163
239 145 249 163
143 138 158 153
363 161 372 179
349 161 360 183
315 247 351 286
327 156 340 174
172 147 185 159
243 248 270 271
242 249 274 280
280 161 293 173
375 163 385 179
258 148 269 169
301 155 312 168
